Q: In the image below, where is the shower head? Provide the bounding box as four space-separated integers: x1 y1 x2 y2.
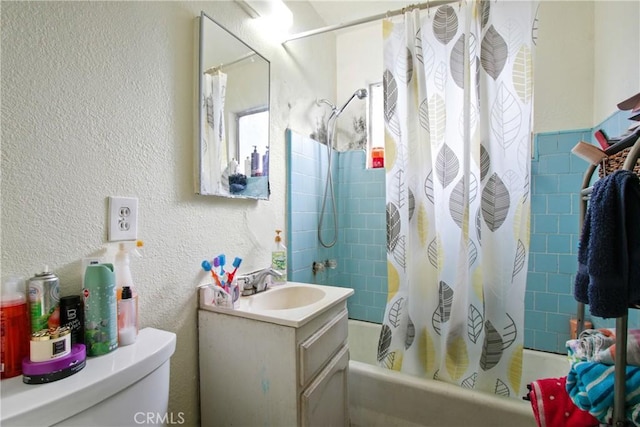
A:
355 88 368 99
334 88 368 117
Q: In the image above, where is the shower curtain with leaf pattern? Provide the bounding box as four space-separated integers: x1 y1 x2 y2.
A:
378 0 538 398
202 71 228 194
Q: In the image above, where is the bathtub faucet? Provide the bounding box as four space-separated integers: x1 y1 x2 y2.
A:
238 267 283 296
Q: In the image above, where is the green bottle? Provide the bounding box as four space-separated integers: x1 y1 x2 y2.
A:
271 230 287 282
83 264 118 356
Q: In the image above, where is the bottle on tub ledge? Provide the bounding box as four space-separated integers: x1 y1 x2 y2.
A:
371 146 385 168
271 230 287 283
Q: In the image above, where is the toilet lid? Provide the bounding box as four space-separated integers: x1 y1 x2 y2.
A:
0 328 176 427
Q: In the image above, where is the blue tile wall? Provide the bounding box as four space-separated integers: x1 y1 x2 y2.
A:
527 109 640 353
286 130 386 323
286 130 340 286
336 150 386 323
288 107 640 354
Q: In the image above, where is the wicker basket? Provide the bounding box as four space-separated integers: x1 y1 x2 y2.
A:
598 147 640 178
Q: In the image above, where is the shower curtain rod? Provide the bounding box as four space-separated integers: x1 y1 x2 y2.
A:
283 0 461 43
204 51 257 74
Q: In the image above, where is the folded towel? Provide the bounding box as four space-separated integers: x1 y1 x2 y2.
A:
566 361 640 425
566 329 640 367
575 170 640 318
529 376 599 427
566 339 582 364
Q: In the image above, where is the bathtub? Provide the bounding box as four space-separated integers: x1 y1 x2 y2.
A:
348 320 570 427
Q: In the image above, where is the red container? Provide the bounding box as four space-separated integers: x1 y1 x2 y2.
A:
371 147 385 168
1 277 30 379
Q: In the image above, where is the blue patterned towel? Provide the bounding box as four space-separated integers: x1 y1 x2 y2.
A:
566 361 640 425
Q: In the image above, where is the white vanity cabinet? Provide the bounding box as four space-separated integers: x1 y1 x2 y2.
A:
198 283 353 427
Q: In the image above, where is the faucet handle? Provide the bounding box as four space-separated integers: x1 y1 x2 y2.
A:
237 267 284 295
267 267 284 278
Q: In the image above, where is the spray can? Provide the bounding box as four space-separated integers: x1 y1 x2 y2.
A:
83 264 117 357
28 267 60 333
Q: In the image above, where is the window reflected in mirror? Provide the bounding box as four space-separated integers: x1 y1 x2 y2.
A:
367 81 384 169
197 11 270 199
237 108 269 177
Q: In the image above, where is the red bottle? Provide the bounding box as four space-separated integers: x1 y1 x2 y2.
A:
1 277 30 379
371 147 385 168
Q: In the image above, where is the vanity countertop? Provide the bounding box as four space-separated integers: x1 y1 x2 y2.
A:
198 282 354 328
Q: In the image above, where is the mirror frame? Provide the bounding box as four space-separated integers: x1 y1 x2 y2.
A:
197 11 271 200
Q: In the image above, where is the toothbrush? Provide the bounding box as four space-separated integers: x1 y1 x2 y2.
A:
217 254 226 277
201 260 223 289
211 271 223 290
226 257 243 284
221 273 229 294
212 256 227 291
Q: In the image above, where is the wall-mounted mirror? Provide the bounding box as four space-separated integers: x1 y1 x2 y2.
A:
197 11 270 199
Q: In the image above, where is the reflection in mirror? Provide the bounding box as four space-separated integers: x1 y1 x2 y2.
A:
198 11 270 199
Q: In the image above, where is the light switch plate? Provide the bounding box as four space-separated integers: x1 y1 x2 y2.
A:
108 196 138 241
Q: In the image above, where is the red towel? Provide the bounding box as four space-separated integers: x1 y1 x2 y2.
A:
529 377 599 427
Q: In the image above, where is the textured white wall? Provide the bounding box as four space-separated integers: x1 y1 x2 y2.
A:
593 1 640 124
531 0 639 130
334 23 381 151
1 1 335 423
534 1 595 132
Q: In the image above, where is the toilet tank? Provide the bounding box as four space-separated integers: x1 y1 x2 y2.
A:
1 328 176 427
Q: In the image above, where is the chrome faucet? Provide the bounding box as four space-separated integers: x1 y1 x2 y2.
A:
238 268 284 296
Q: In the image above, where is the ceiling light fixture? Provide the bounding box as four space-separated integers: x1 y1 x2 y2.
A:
236 0 293 33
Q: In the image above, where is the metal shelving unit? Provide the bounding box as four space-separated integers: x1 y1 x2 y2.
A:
576 134 640 427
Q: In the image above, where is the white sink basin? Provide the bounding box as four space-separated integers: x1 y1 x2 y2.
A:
198 282 354 327
249 285 326 310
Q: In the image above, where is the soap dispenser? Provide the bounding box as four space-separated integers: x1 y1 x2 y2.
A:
251 146 259 177
271 230 287 283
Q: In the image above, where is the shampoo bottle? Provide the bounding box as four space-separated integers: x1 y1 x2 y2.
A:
1 276 30 379
228 158 238 175
83 264 118 357
262 146 269 177
251 146 259 177
117 286 137 346
271 230 287 283
244 156 251 176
